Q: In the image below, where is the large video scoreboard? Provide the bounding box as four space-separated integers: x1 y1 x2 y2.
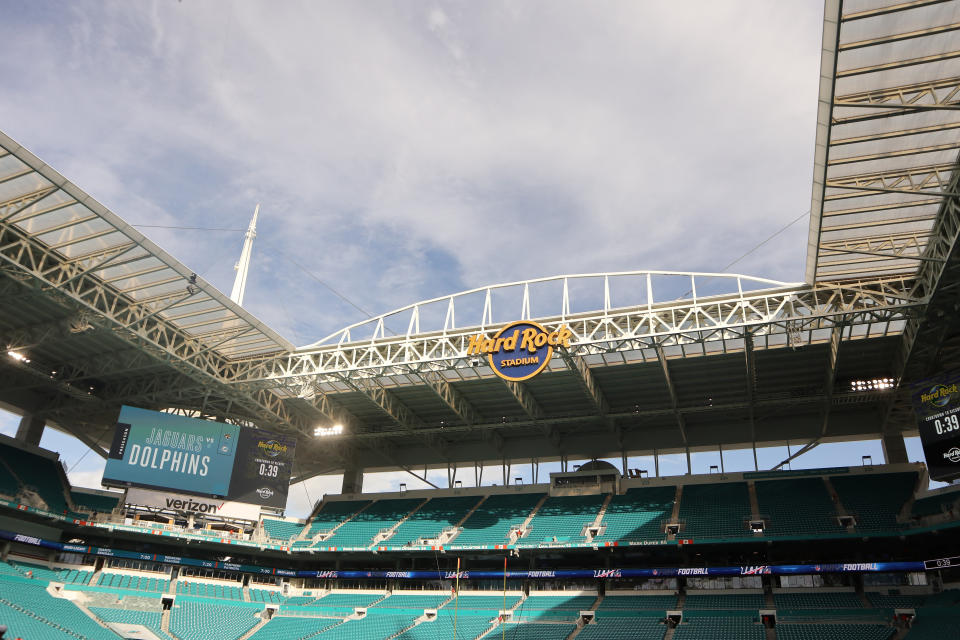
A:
103 406 297 508
912 372 960 482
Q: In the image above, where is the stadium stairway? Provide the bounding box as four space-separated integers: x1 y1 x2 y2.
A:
237 614 270 640
162 607 172 636
589 493 612 531
373 498 430 546
517 494 550 540
747 481 761 521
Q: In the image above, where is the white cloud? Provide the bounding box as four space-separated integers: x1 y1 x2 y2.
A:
0 0 823 342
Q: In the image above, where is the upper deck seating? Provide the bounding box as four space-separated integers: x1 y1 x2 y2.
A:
831 472 917 534
516 594 597 621
678 482 752 539
70 490 120 514
521 494 606 545
774 592 864 609
325 498 422 548
598 594 678 612
912 489 960 518
685 593 765 610
594 486 674 543
387 495 481 546
303 500 371 541
0 441 72 513
755 478 843 537
262 517 304 541
454 492 545 547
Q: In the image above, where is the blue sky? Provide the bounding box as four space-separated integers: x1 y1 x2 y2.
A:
0 2 943 517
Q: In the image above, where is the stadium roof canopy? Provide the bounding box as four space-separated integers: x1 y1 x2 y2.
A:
808 0 960 283
1 0 960 486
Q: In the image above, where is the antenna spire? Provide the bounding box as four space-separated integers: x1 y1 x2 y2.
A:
230 203 259 306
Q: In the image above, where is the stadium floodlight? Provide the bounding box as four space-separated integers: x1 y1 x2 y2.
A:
6 350 29 363
850 377 895 392
314 423 343 437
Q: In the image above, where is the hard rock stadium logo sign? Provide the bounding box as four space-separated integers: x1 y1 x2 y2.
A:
921 383 958 408
467 321 572 382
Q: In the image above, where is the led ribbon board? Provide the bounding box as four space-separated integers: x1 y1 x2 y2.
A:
103 406 296 508
467 320 572 381
912 372 960 482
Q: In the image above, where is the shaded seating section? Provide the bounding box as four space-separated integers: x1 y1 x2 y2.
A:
578 616 666 639
0 459 21 497
776 623 894 640
70 489 121 514
377 593 450 610
387 495 481 546
685 593 765 610
281 591 386 616
0 575 121 640
249 615 341 640
249 588 284 604
395 608 494 640
672 611 765 640
866 593 928 609
311 612 416 639
169 601 262 640
598 594 678 612
325 498 422 547
262 517 305 541
755 478 843 537
99 572 168 592
904 607 960 638
912 489 960 518
301 500 371 545
594 486 674 543
776 610 889 624
90 606 169 639
489 623 578 639
774 592 864 609
830 472 917 534
678 482 751 539
516 594 597 621
454 594 523 610
177 579 243 599
521 494 606 545
0 440 73 514
454 492 545 546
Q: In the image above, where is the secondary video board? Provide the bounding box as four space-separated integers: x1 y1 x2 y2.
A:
912 372 960 482
103 406 296 508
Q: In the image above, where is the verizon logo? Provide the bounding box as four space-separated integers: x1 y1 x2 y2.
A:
165 497 223 513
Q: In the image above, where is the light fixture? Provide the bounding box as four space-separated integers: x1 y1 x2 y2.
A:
7 350 30 363
850 377 895 392
314 424 343 437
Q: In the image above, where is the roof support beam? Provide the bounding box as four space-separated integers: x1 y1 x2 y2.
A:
744 333 758 470
350 378 421 431
562 354 610 417
419 370 481 425
821 325 843 437
502 379 544 421
656 346 688 445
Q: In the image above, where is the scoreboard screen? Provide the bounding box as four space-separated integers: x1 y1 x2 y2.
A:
103 406 296 508
912 372 960 482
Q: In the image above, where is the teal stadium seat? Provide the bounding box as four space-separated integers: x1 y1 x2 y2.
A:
453 492 545 547
755 478 844 538
678 482 752 539
520 494 606 545
262 517 305 541
578 617 666 639
776 623 893 640
597 594 678 612
325 498 423 548
830 472 917 534
386 495 481 546
304 500 371 541
249 615 341 640
169 601 261 640
594 486 675 543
